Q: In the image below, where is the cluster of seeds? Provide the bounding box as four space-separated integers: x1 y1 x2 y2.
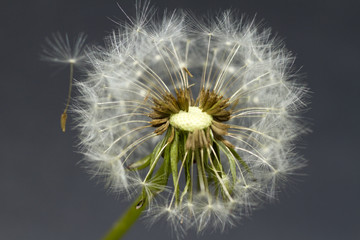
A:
65 5 308 236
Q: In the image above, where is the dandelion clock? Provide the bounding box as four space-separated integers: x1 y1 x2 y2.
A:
43 3 309 239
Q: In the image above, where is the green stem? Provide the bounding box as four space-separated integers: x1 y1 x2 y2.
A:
102 195 146 240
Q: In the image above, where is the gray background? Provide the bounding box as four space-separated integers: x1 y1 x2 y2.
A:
1 0 360 239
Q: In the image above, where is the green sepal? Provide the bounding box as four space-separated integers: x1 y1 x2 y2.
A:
180 153 191 203
228 146 252 175
214 140 237 185
170 130 180 204
206 143 230 199
178 131 186 160
146 129 171 179
147 145 171 195
196 150 208 192
211 142 223 176
204 162 215 185
127 154 151 171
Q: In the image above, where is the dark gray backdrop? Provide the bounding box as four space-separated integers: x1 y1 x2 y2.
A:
2 0 360 239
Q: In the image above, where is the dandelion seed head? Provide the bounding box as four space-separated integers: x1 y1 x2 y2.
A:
69 3 309 237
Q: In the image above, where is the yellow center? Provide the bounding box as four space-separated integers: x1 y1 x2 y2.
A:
169 106 213 132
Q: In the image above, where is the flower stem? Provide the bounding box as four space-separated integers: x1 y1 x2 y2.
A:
102 196 146 240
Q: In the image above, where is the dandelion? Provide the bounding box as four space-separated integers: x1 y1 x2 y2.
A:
45 3 308 239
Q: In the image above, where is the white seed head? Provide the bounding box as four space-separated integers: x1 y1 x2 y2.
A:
66 3 309 237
